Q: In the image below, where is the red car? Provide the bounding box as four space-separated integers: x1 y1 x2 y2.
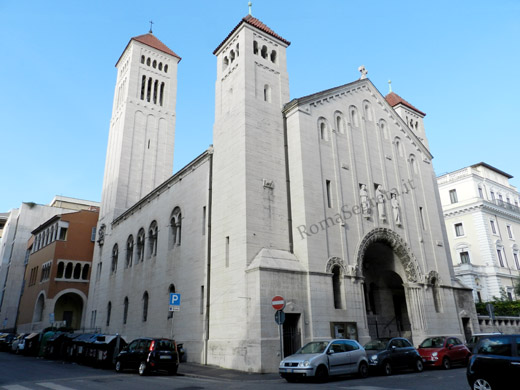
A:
417 336 471 369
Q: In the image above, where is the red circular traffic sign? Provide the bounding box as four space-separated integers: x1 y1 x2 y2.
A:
272 295 285 310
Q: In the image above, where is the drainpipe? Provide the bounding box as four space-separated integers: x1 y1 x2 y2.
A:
204 149 213 365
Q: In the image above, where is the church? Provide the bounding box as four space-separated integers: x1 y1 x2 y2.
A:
85 12 475 373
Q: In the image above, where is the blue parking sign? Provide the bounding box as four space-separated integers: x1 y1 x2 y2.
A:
169 293 181 306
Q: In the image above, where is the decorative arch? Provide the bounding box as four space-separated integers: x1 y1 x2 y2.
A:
33 291 46 323
355 228 422 282
325 257 347 274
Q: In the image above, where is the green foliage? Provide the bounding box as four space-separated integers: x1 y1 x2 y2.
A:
476 299 520 317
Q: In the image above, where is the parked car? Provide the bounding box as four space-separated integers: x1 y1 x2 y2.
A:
279 339 369 382
418 336 471 369
467 334 520 390
115 338 179 376
364 337 424 375
466 332 502 354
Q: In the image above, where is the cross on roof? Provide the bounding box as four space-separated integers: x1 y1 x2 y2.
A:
358 65 368 80
149 20 154 34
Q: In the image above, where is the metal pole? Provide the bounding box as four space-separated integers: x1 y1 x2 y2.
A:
170 312 174 339
279 321 284 360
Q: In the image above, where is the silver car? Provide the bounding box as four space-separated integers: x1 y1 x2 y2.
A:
279 339 369 382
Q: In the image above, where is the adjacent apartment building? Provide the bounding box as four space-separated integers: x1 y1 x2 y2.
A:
17 209 99 332
438 163 520 302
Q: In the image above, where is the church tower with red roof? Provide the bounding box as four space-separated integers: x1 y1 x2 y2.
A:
99 32 181 223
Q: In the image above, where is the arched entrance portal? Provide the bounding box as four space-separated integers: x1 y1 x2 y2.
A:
356 228 422 340
54 293 84 329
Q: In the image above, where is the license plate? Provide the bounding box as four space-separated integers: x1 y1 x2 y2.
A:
160 355 172 359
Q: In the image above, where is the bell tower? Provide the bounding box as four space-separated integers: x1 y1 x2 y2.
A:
99 33 181 224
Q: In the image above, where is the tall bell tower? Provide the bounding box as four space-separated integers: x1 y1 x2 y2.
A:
99 33 181 224
209 13 293 370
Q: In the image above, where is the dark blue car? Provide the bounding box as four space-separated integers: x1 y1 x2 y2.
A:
364 337 424 375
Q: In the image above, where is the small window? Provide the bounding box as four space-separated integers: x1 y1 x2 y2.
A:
514 252 520 270
81 264 89 280
326 180 332 208
137 228 145 262
263 84 271 102
73 263 81 279
152 60 157 68
253 40 258 55
146 57 151 66
507 225 513 239
123 297 129 325
490 220 497 234
261 45 268 59
164 64 168 73
478 186 484 198
449 189 458 204
270 50 277 63
57 262 64 278
106 301 112 327
455 223 464 237
141 55 145 64
142 292 149 322
111 244 118 274
491 191 495 201
460 251 470 264
225 236 230 268
158 62 163 71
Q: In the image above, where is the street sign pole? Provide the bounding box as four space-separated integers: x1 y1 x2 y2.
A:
279 319 284 360
272 296 286 360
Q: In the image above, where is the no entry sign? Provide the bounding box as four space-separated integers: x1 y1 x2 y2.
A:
272 295 285 311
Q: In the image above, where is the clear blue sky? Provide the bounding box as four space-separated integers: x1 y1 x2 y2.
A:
1 0 519 211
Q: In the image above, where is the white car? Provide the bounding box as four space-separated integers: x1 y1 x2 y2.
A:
279 339 369 382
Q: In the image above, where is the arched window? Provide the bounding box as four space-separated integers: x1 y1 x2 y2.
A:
379 119 388 139
159 82 165 106
126 235 134 268
318 119 328 141
170 208 182 247
152 60 157 68
350 106 359 127
149 221 158 258
168 284 176 319
65 262 73 279
146 77 152 102
146 57 151 66
140 75 146 100
235 43 239 56
73 263 81 279
123 297 129 325
82 264 89 280
57 262 64 278
34 294 45 322
409 154 418 174
137 229 145 262
335 114 345 134
142 291 149 322
164 64 168 73
111 244 118 274
106 301 112 327
158 62 163 71
141 55 145 64
261 45 268 59
363 100 373 121
395 137 404 157
253 40 258 55
431 278 441 313
153 79 158 104
331 266 342 309
270 50 277 63
263 84 271 102
230 50 235 62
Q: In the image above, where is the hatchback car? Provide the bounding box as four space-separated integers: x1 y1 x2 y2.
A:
279 339 369 382
115 338 179 376
364 337 424 375
467 334 520 390
418 336 471 369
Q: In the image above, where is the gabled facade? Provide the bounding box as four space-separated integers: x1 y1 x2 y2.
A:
438 163 520 302
86 14 474 373
17 209 99 332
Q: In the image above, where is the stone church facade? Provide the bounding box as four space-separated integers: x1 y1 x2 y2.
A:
86 14 474 373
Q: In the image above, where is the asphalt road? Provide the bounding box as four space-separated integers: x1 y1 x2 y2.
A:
0 352 471 390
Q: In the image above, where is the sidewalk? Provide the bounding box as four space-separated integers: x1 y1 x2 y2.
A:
179 362 281 382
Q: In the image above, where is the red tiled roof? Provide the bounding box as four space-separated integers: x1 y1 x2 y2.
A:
132 33 181 59
213 14 290 55
385 92 426 116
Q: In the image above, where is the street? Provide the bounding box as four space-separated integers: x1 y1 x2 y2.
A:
0 352 470 390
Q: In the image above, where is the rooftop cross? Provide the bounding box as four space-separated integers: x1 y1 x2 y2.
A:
149 20 154 34
358 65 368 80
388 80 392 93
248 1 252 15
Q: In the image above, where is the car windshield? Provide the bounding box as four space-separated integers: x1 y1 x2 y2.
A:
156 340 175 351
419 337 445 348
297 341 329 354
364 339 389 351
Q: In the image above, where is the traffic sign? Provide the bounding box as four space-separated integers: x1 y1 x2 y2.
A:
169 293 181 306
272 295 285 310
275 310 285 325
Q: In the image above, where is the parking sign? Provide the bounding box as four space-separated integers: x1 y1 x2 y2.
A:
169 293 181 306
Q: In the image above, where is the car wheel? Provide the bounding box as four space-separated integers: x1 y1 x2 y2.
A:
414 358 424 372
314 366 329 383
115 360 124 373
358 361 369 378
442 357 451 370
383 361 392 376
473 378 493 390
138 361 148 376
